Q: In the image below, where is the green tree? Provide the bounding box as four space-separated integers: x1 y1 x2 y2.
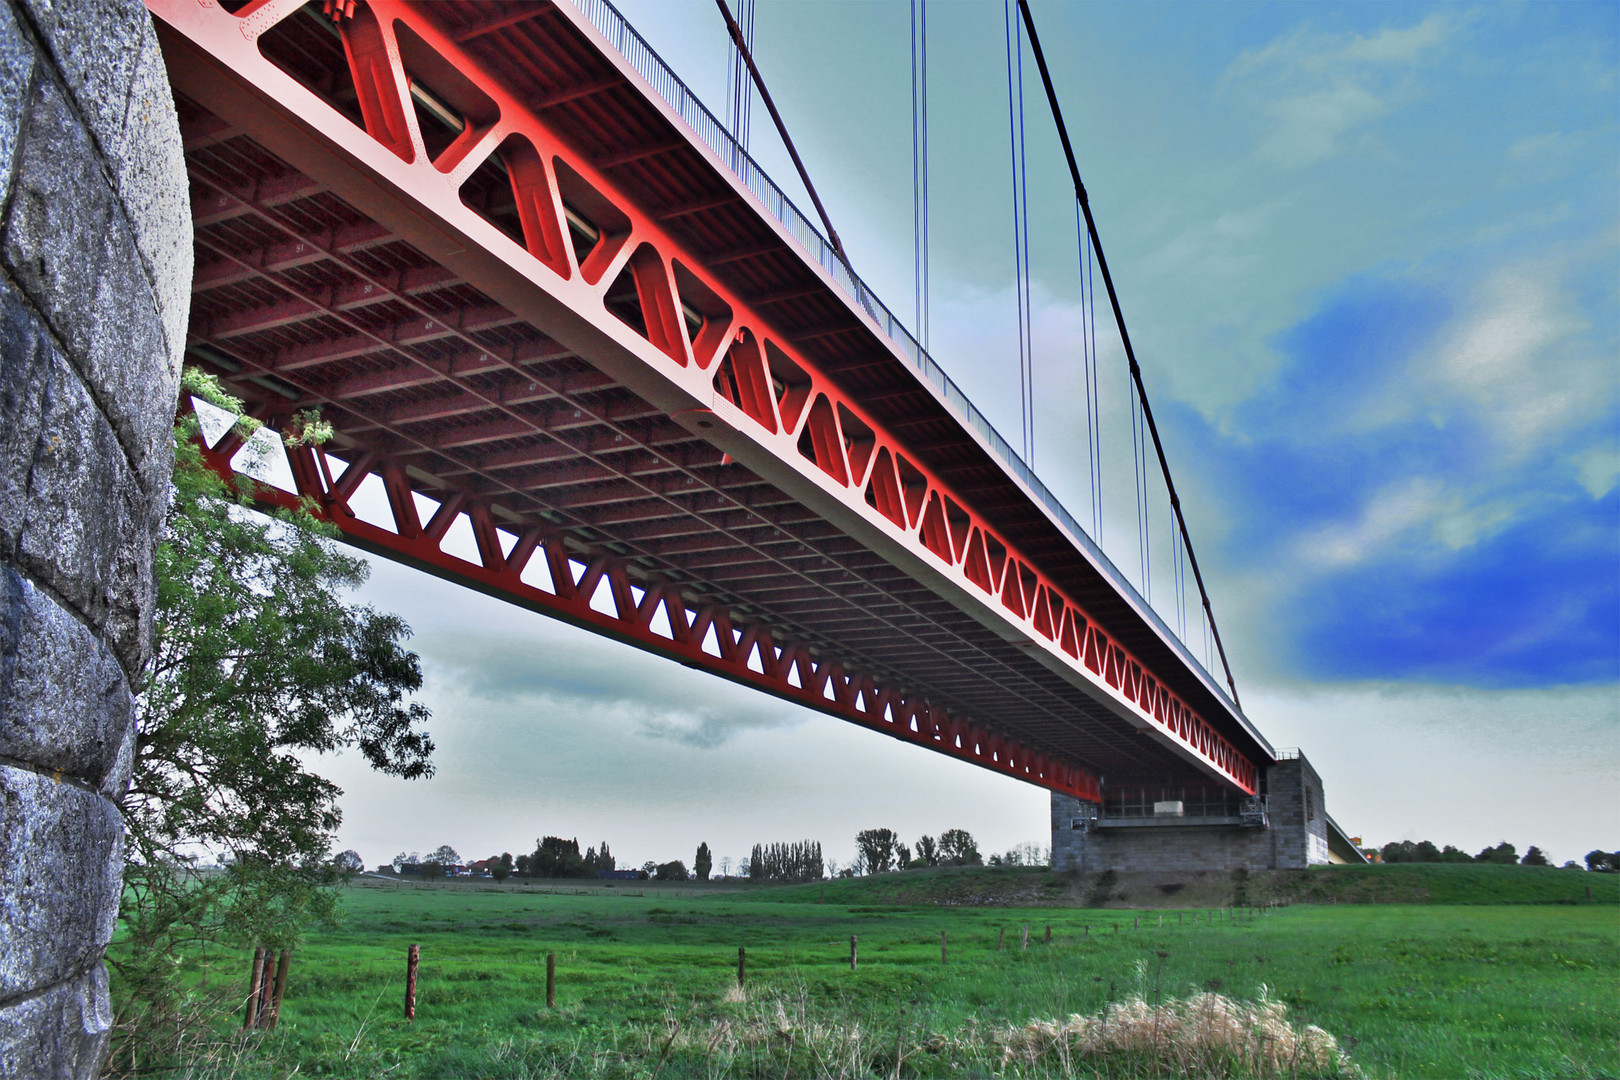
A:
915 835 939 867
1477 842 1519 864
532 836 587 877
695 841 712 881
1586 850 1615 873
490 854 511 882
111 387 433 1067
937 828 982 866
855 828 900 875
655 860 690 881
1520 846 1550 867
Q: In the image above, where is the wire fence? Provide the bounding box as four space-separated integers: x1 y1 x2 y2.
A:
565 0 1241 721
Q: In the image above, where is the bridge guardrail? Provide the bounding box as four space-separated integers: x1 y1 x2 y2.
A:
567 0 1247 729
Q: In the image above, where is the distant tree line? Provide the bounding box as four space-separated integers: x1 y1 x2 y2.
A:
1583 851 1620 872
1378 840 1616 870
748 840 824 882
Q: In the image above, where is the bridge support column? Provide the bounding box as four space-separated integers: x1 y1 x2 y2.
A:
1051 754 1333 873
0 1 189 1075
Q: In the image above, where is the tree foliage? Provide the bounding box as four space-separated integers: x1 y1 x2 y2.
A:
694 841 712 882
747 840 824 882
937 828 982 866
854 829 900 875
526 837 615 878
1376 839 1530 864
109 400 434 1066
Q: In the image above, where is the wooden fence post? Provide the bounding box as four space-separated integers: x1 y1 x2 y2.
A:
243 947 266 1029
1044 925 1051 945
1020 925 1028 950
404 944 419 1021
737 946 746 989
546 952 556 1008
256 948 274 1027
997 927 1005 951
1133 916 1139 930
268 950 291 1030
849 935 858 971
940 931 947 964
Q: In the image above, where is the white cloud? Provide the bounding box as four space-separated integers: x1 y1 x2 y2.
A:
1298 476 1446 567
1259 82 1388 167
1431 265 1600 455
1226 14 1454 167
1338 15 1451 65
1572 442 1620 500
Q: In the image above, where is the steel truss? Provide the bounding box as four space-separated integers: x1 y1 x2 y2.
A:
153 0 1257 797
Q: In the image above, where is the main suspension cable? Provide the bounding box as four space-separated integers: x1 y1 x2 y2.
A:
1015 0 1242 709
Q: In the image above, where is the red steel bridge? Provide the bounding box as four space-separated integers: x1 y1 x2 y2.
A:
149 0 1277 806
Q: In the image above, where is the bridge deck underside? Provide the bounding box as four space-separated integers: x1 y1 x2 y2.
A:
180 90 1205 786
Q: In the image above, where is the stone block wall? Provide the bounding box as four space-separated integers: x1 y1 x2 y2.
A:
1052 755 1332 874
0 1 190 1076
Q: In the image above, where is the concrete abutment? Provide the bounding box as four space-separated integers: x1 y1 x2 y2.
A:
1052 754 1332 873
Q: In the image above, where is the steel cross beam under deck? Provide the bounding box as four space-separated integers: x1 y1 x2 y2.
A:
150 0 1262 799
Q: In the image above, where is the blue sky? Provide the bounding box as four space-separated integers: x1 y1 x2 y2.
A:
313 1 1617 870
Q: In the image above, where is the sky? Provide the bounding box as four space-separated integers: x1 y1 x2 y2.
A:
300 0 1616 872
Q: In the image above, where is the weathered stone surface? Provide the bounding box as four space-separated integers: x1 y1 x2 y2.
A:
0 963 112 1080
0 765 122 1003
0 5 187 1074
0 5 36 220
2 71 177 504
100 25 192 379
0 278 50 563
15 346 153 674
10 0 147 167
0 567 133 789
10 0 191 387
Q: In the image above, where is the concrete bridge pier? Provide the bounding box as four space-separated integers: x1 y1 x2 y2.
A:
0 1 189 1075
1052 752 1345 873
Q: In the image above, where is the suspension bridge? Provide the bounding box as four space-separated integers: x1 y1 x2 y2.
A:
149 0 1362 868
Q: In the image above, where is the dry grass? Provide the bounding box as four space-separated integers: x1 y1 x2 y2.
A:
1000 988 1359 1078
642 979 1360 1079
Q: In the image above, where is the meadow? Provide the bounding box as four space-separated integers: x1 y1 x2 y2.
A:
125 866 1619 1079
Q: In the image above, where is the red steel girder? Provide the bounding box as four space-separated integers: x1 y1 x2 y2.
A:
152 0 1258 794
191 413 1100 801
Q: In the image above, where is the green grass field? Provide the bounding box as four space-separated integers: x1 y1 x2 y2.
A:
119 866 1619 1079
